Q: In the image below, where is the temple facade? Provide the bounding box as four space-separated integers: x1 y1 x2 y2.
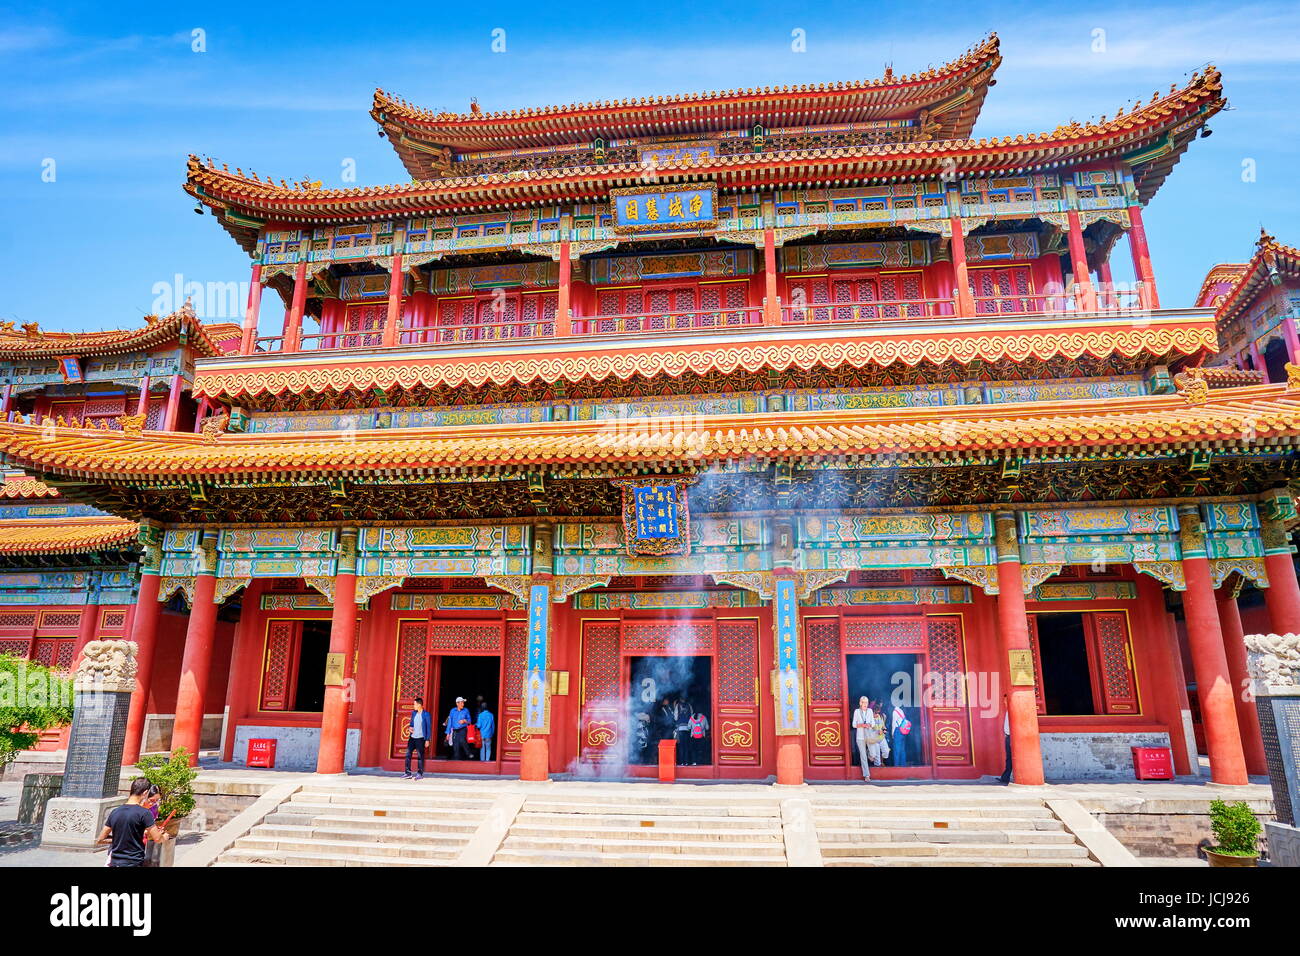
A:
3 34 1298 786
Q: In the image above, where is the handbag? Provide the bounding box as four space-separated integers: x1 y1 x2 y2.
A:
467 725 482 747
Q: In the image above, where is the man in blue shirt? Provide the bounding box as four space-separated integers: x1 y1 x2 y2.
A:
445 696 473 761
403 697 433 779
476 702 496 762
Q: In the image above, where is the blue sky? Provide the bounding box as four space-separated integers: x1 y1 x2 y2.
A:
1 1 1297 332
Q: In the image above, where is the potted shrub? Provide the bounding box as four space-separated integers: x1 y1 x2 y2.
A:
135 748 200 866
1205 798 1261 867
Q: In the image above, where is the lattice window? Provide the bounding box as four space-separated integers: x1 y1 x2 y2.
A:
504 620 527 701
849 569 906 585
55 640 77 671
340 303 385 349
0 612 37 628
260 621 297 711
621 621 713 653
970 266 1033 314
806 619 842 700
842 617 926 650
878 272 924 318
395 621 427 702
581 621 621 703
39 610 83 630
427 621 501 652
0 638 31 658
716 619 757 704
100 610 127 630
926 616 965 706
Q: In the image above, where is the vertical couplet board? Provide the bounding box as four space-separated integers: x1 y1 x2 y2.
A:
522 583 551 734
773 577 804 735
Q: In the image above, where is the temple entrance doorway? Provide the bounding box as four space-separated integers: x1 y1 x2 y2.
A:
626 655 713 767
428 654 500 761
845 652 928 772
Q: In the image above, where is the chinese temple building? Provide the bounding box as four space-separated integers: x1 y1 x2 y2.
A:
4 34 1299 788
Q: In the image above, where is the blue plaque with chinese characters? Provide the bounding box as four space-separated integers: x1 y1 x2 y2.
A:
634 485 679 539
611 185 717 234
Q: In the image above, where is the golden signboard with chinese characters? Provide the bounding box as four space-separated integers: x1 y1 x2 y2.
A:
1008 649 1036 686
610 184 718 235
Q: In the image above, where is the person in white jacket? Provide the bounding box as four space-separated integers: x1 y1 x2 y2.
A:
851 696 875 781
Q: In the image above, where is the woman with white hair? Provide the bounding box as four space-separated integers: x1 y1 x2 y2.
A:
851 696 875 782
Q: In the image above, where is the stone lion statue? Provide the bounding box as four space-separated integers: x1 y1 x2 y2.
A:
74 639 138 689
1243 632 1300 690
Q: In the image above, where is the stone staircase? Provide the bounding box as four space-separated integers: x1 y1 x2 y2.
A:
810 795 1099 867
214 782 497 867
492 791 788 866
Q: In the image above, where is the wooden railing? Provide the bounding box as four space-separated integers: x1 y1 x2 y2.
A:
251 291 1154 354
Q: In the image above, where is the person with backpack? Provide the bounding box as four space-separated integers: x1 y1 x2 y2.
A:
890 703 912 767
687 709 709 765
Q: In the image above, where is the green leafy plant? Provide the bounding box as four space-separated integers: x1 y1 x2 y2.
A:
1209 798 1261 857
135 748 199 820
0 654 74 767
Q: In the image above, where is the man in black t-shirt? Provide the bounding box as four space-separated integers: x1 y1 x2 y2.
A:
96 777 169 867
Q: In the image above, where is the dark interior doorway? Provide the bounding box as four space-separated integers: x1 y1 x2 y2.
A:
627 655 712 766
1036 612 1095 715
1265 337 1289 385
845 653 926 768
431 655 500 760
292 620 331 712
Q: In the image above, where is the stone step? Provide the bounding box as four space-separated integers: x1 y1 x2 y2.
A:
252 824 472 848
817 817 1066 835
217 847 452 867
824 856 1100 867
264 811 481 834
818 841 1091 859
280 799 490 821
514 811 780 830
521 801 781 818
496 837 780 858
233 833 460 860
502 828 784 850
491 847 786 867
509 821 782 842
291 791 495 809
812 805 1055 819
818 827 1078 845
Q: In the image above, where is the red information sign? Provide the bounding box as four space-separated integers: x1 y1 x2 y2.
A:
1131 746 1173 780
247 738 278 768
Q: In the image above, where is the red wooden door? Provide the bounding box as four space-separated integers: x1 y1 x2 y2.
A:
969 265 1033 314
803 616 847 768
434 297 476 343
340 303 385 348
259 620 302 711
1088 611 1140 714
579 619 623 764
390 618 430 759
925 614 973 768
714 617 761 767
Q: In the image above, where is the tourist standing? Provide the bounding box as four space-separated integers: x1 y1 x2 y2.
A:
687 709 709 765
999 695 1013 784
445 695 474 761
851 696 874 781
404 696 432 779
890 703 911 767
96 777 169 868
476 702 496 763
674 697 692 765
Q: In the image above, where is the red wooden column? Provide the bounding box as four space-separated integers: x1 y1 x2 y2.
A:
993 511 1044 785
134 374 151 418
762 227 780 325
1127 204 1161 309
1177 505 1248 784
73 599 98 659
1065 209 1097 312
171 531 220 767
1261 516 1300 634
123 525 165 764
317 529 359 774
240 263 263 354
555 216 573 337
381 254 404 347
1214 583 1268 775
162 374 183 432
283 261 308 353
949 216 976 317
1096 259 1115 310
